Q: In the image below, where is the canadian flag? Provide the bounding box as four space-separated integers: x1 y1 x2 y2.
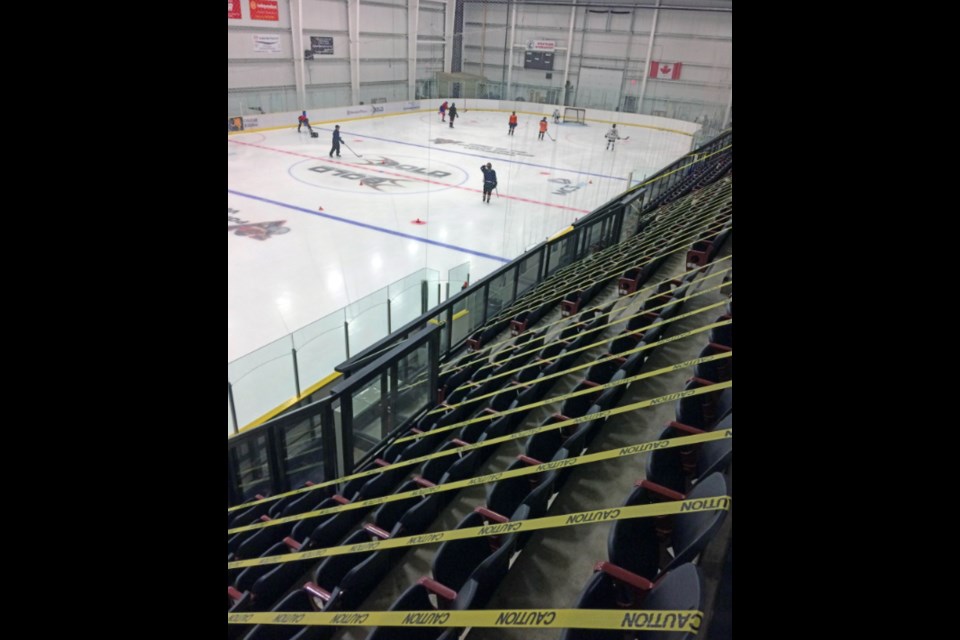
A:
649 61 682 80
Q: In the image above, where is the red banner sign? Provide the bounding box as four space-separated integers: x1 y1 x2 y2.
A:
249 0 278 21
228 1 241 19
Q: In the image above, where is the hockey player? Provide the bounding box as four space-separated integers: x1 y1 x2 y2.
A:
297 111 313 134
605 123 622 150
480 162 498 204
329 125 342 157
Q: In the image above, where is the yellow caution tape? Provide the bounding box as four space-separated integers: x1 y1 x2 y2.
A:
228 492 731 568
228 427 730 534
434 281 731 403
229 607 704 632
493 195 731 314
227 325 731 513
439 264 730 380
492 214 730 320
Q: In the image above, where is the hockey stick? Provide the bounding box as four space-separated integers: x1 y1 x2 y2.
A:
342 140 362 158
495 187 500 199
546 130 556 142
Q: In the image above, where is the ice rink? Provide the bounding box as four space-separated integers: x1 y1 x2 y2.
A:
228 108 694 363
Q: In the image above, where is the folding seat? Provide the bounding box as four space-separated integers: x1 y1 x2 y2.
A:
693 341 732 382
318 492 427 613
235 516 298 562
436 359 484 403
310 530 372 609
377 428 421 464
430 398 480 438
415 441 463 485
287 494 353 545
675 377 732 430
647 415 732 494
582 315 610 343
363 579 456 640
559 380 605 419
465 319 511 351
510 309 534 336
620 339 654 377
583 279 608 304
229 537 313 616
657 291 686 320
540 424 592 493
239 585 330 640
338 458 391 501
619 267 645 295
511 359 545 391
694 414 733 481
393 428 447 465
227 502 282 562
513 328 546 353
267 494 300 518
524 422 568 463
539 340 567 361
627 309 662 333
490 345 516 365
607 473 729 579
432 509 520 609
642 289 674 313
586 356 624 385
708 315 732 348
280 485 335 519
300 502 369 551
229 498 272 530
461 362 509 402
457 403 497 444
325 545 395 614
366 508 524 639
562 323 594 351
554 341 588 371
560 563 704 640
470 383 519 426
707 227 732 259
486 463 557 549
561 290 583 317
558 321 586 342
578 304 610 327
634 318 666 346
511 474 556 548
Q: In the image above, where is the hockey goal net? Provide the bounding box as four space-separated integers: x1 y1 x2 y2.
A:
563 107 586 125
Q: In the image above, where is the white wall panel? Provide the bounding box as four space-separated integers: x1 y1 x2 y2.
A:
305 61 353 84
418 7 446 37
302 0 349 30
228 31 294 58
359 60 409 81
229 62 297 88
360 4 407 32
359 35 409 58
657 10 731 38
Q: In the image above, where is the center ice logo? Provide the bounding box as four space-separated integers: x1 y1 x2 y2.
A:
549 178 588 196
289 153 468 195
307 165 411 192
228 209 290 241
356 156 452 179
429 138 535 158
